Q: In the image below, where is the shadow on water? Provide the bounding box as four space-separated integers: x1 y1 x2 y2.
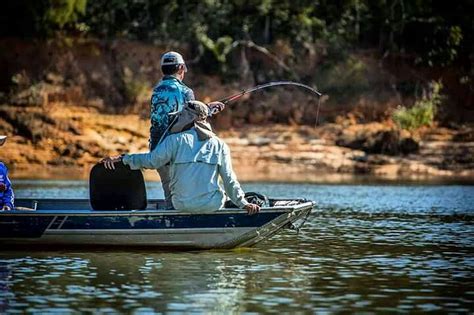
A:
1 180 473 312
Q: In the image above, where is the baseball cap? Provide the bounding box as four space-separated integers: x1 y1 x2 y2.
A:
0 135 6 146
160 51 186 66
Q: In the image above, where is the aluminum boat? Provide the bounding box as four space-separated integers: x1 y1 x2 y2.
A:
0 198 313 249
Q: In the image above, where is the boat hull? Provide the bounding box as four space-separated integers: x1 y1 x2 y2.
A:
0 199 313 249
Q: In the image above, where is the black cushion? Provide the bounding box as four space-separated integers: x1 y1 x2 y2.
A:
89 162 147 210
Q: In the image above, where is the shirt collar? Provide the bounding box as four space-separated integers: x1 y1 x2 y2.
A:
162 75 182 83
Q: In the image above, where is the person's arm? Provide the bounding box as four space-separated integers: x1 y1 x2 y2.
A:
218 143 260 214
102 135 174 170
186 88 195 101
122 135 174 170
1 168 14 210
150 92 163 126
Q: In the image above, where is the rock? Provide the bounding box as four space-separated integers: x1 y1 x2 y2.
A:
400 137 419 154
248 137 272 146
336 128 419 156
369 130 400 155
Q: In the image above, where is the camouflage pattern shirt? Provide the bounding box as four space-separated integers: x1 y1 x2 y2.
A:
149 75 194 149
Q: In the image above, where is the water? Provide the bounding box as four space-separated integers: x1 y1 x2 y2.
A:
1 180 473 313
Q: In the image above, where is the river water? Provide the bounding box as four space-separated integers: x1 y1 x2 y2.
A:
1 180 473 313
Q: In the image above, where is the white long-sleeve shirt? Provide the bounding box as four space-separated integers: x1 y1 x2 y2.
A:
123 128 248 212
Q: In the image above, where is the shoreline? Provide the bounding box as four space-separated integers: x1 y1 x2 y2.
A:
9 165 474 185
1 105 473 183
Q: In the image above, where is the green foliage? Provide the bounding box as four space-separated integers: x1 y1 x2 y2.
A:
46 0 87 29
2 0 471 125
195 28 234 66
1 0 471 82
393 81 443 130
0 0 87 37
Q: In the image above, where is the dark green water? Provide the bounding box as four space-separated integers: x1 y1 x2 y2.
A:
1 180 473 313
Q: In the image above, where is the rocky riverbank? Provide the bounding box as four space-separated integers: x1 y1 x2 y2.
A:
1 38 472 181
224 123 474 181
1 103 473 181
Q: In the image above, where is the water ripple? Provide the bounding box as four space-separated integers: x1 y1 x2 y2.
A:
1 181 473 313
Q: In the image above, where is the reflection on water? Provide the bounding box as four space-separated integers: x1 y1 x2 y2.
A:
1 181 473 313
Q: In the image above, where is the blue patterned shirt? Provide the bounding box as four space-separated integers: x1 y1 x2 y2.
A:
149 75 194 149
0 162 14 209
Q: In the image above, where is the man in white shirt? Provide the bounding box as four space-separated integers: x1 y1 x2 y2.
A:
102 101 259 214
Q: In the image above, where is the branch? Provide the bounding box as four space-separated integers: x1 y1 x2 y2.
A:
230 40 299 79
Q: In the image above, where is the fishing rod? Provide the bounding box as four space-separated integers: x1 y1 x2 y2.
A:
214 81 323 126
218 81 322 104
160 81 323 145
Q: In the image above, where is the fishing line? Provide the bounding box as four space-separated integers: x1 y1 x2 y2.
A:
315 96 321 127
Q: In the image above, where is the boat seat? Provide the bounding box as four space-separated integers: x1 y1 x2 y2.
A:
89 162 147 210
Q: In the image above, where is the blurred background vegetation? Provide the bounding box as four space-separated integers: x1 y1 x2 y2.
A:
0 0 473 127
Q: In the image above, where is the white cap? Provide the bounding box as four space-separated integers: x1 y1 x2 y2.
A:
160 51 186 66
0 135 6 146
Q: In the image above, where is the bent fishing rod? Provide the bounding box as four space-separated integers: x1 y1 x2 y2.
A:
162 81 324 144
214 81 323 126
218 81 322 104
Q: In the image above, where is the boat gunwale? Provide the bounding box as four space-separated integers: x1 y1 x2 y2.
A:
1 200 315 217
